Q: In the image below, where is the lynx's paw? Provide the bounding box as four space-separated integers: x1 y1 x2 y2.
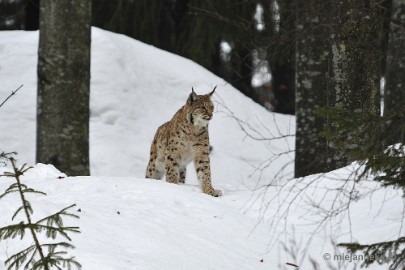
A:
212 189 222 197
204 188 222 197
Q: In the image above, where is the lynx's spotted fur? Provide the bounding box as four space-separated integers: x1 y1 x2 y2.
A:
146 87 222 197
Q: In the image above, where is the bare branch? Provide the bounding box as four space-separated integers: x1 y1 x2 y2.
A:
0 85 23 108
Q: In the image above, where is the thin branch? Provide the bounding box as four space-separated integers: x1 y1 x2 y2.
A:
0 85 23 108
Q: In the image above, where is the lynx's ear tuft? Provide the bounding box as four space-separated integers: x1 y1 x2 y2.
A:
208 86 217 97
188 87 198 104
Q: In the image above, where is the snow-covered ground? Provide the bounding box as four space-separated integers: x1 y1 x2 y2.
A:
0 28 403 270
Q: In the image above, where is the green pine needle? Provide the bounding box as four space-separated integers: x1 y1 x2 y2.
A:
0 155 81 270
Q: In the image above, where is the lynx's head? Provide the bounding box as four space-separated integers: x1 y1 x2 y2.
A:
186 86 216 127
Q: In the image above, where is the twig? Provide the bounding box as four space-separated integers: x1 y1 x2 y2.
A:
0 85 23 108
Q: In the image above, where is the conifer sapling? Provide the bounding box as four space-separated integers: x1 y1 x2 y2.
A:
0 154 81 270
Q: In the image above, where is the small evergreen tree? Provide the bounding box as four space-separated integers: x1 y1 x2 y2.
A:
0 154 81 270
315 107 405 269
339 237 405 270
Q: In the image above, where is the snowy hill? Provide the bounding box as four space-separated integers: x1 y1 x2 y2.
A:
1 164 273 270
0 28 294 186
0 28 403 270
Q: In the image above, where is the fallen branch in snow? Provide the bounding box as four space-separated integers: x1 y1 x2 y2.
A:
0 85 23 109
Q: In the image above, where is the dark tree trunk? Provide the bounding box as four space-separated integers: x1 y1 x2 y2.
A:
294 0 330 178
295 1 387 177
271 58 295 115
326 0 386 168
159 0 178 51
37 0 92 176
231 43 253 96
158 0 189 52
336 1 382 115
268 0 296 115
384 0 405 144
25 0 39 30
92 0 164 47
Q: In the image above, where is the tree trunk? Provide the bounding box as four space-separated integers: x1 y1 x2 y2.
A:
158 0 189 52
337 1 382 115
231 42 253 96
25 0 39 30
92 0 164 47
326 0 386 167
268 0 296 115
37 0 91 176
294 1 330 178
384 0 405 144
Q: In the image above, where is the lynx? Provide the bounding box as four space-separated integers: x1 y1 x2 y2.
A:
146 87 222 197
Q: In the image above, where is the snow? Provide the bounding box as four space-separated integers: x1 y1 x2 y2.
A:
0 28 403 270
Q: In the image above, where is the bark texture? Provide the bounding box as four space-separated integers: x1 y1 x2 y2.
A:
326 1 385 166
384 0 405 144
294 1 330 177
336 1 382 114
37 0 91 176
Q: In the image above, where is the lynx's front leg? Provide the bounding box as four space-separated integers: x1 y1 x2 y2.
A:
179 166 186 184
194 147 222 197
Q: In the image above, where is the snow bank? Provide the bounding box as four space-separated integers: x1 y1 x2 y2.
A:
0 164 273 270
